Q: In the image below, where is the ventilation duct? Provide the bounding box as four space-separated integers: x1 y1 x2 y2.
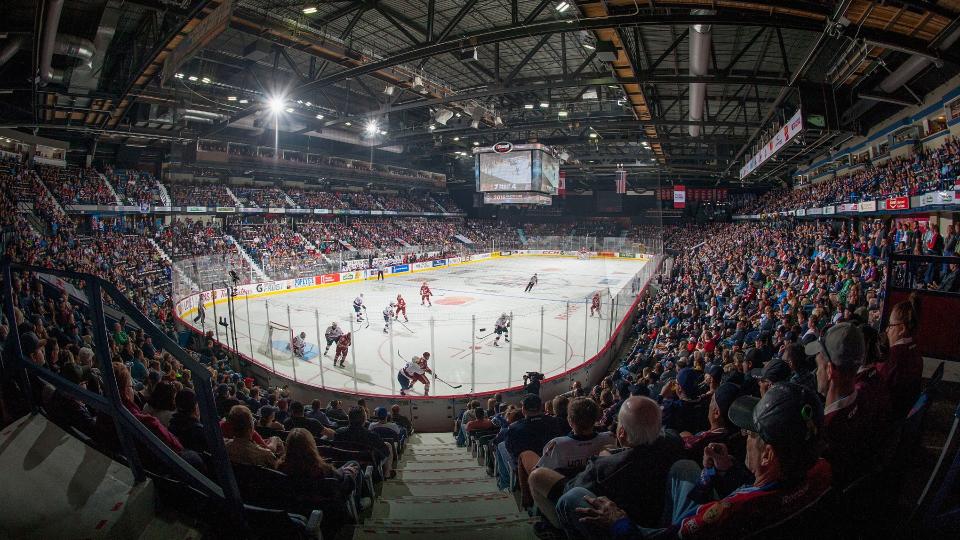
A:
0 37 24 69
844 25 960 123
39 0 65 84
688 10 713 137
70 0 120 93
54 35 95 69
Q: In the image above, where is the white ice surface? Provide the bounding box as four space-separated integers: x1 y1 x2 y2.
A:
215 256 648 396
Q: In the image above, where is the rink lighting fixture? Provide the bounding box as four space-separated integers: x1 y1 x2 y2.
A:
380 129 387 135
540 102 549 108
316 113 324 119
453 136 460 141
429 124 436 131
473 141 480 146
365 120 379 135
201 77 211 84
285 107 294 113
174 73 184 79
305 101 312 106
583 43 595 51
556 2 570 12
268 97 286 115
344 121 352 126
227 96 237 101
187 75 198 81
524 103 534 109
239 99 248 104
589 132 598 138
558 110 568 117
302 6 318 14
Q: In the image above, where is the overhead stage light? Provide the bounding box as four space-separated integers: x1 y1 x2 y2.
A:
524 103 535 109
302 6 318 15
365 120 379 135
187 75 198 81
540 102 549 108
316 113 324 119
556 2 570 13
227 96 237 101
285 107 294 113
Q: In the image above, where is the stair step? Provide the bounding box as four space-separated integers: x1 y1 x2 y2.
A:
0 414 156 539
137 515 202 540
371 496 519 520
363 513 535 529
379 478 502 498
395 467 491 481
354 519 538 540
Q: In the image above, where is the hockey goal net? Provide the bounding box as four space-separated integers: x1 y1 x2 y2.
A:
256 321 294 360
577 248 590 260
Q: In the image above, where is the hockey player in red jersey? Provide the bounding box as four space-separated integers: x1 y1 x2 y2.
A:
590 292 601 317
420 282 433 306
398 355 433 396
333 332 351 368
395 294 409 322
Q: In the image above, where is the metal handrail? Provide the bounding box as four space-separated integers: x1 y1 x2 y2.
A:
0 258 244 526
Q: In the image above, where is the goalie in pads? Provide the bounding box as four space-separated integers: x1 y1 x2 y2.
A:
292 332 307 358
493 312 511 347
398 355 433 396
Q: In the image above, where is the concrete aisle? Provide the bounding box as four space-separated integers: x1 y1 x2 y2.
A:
352 432 537 539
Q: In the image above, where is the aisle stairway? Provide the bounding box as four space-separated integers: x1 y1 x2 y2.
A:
353 433 536 540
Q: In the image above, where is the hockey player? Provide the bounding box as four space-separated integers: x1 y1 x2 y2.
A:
420 282 433 306
492 312 511 347
292 331 307 358
333 332 351 367
353 293 366 322
590 291 602 317
383 303 395 333
395 294 409 322
323 321 343 356
524 273 538 292
398 355 433 396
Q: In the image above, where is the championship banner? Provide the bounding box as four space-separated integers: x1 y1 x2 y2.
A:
673 185 686 209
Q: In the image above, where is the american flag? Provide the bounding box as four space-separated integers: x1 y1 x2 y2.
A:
615 170 627 194
558 170 566 198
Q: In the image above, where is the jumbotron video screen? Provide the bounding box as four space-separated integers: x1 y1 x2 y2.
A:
477 150 533 191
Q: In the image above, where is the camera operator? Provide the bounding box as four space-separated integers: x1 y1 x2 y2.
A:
523 372 544 396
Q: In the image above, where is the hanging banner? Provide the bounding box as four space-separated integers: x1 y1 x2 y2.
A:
739 109 804 179
673 185 686 209
615 170 627 194
558 170 566 198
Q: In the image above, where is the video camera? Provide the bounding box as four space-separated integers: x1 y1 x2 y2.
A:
523 371 544 382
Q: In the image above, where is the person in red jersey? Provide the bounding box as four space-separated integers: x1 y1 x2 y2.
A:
420 282 433 306
333 332 351 368
590 292 602 317
395 294 409 322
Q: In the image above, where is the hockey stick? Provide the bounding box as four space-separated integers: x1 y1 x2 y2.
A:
396 351 461 389
362 306 370 329
475 331 496 340
395 319 415 334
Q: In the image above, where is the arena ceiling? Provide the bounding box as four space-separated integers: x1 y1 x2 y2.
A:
1 0 959 189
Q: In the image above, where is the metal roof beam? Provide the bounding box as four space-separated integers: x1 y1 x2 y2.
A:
297 11 822 98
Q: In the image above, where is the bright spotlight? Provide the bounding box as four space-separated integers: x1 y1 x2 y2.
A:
268 97 286 114
365 120 379 135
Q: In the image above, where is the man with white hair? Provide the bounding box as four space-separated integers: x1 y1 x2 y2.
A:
527 396 682 534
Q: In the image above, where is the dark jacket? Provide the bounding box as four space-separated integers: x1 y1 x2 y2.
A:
566 433 683 527
504 414 563 461
334 425 389 462
168 412 209 453
284 416 328 439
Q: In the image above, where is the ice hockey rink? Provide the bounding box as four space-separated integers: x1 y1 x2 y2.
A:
196 255 651 396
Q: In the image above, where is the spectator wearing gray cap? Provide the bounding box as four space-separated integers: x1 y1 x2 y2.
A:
558 384 831 539
681 382 743 463
807 322 889 486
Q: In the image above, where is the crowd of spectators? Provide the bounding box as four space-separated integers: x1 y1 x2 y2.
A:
232 187 291 209
450 216 929 538
106 168 163 206
38 164 116 205
736 138 960 214
169 183 236 207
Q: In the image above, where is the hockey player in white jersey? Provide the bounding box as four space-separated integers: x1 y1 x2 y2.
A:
383 303 395 333
493 312 511 347
353 293 365 322
323 322 343 356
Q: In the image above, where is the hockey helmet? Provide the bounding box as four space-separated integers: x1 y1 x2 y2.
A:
331 322 338 328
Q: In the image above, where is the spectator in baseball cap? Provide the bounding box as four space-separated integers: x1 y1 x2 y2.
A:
681 382 743 462
807 322 889 486
558 384 830 539
661 368 709 434
759 358 792 396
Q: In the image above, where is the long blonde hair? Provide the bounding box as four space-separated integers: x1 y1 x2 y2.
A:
278 428 335 478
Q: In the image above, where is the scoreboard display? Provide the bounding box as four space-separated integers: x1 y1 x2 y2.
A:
475 143 559 204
